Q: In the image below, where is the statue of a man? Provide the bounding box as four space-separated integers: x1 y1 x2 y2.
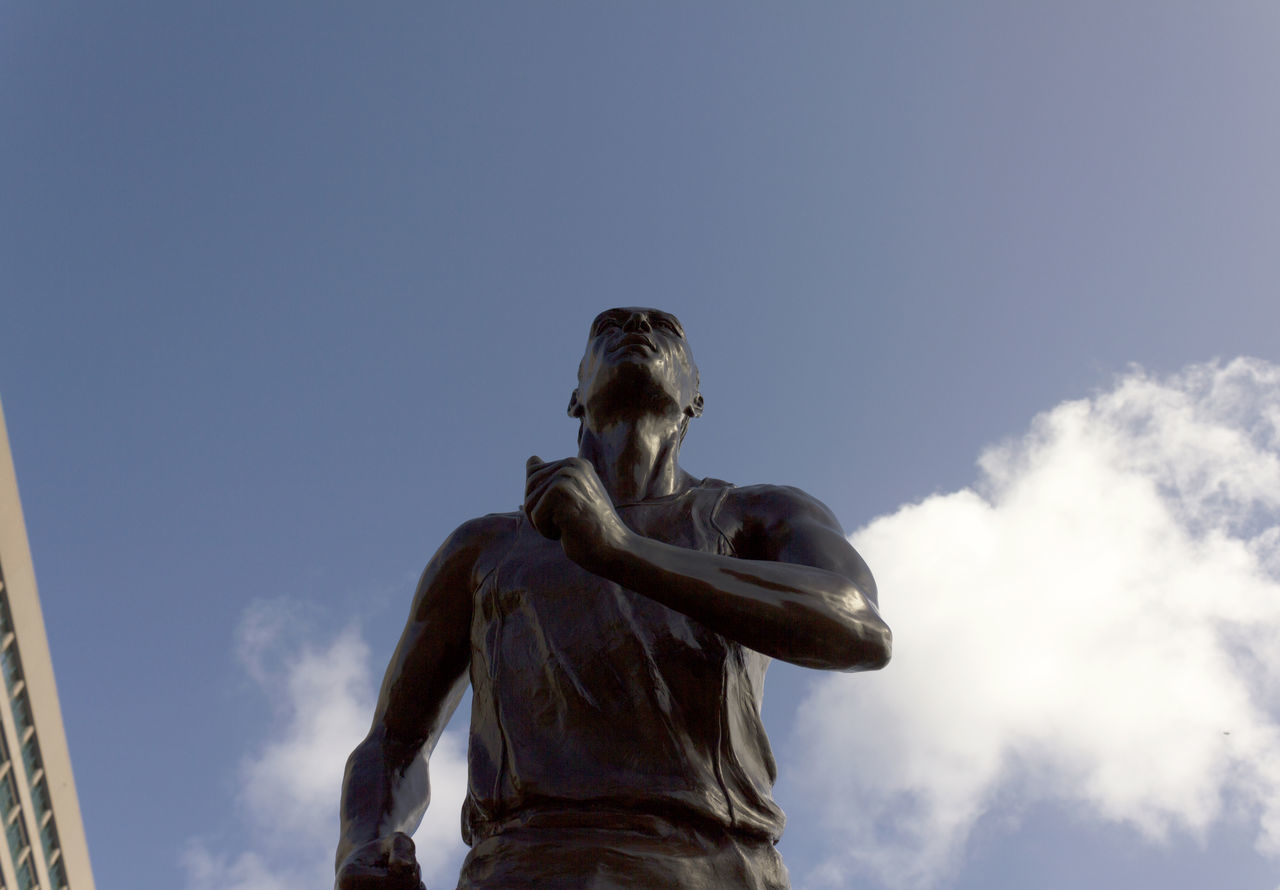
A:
335 308 891 889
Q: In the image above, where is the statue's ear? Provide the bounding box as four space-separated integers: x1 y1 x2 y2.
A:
568 389 585 418
687 393 704 419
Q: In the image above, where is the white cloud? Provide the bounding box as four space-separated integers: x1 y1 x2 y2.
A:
410 731 470 881
788 357 1280 889
183 602 470 890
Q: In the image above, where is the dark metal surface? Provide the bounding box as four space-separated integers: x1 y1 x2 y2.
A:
336 309 892 889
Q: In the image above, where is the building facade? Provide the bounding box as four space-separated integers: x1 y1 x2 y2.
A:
0 403 94 890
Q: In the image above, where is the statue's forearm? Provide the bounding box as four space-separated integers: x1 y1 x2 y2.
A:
336 728 429 869
336 524 477 875
591 532 891 671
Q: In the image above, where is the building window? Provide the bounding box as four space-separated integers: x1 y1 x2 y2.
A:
10 696 31 741
0 646 19 694
28 778 48 817
4 809 26 872
38 814 58 868
0 770 17 825
13 855 35 890
18 737 39 788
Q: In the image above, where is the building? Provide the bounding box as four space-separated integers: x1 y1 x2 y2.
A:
0 402 94 890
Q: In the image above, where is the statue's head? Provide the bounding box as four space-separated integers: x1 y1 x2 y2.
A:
569 307 703 441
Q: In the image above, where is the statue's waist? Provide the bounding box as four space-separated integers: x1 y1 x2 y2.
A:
467 801 779 846
457 803 792 890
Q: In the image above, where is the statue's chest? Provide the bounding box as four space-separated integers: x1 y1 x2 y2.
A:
473 496 728 671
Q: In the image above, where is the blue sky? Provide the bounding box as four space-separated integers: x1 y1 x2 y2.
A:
3 4 1280 889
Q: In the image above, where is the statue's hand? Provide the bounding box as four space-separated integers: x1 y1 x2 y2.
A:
335 833 425 890
524 455 633 572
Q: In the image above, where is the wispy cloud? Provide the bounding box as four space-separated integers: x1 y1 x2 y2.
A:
788 358 1280 888
182 601 469 890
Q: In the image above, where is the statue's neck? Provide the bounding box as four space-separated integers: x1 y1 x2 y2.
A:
578 415 692 504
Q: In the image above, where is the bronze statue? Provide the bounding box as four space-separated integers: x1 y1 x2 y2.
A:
335 308 891 889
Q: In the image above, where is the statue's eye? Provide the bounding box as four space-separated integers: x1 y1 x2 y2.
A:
595 318 620 334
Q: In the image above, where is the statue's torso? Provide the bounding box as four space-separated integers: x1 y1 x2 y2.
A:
462 480 785 848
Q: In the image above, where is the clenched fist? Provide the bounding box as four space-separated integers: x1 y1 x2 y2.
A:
523 455 634 573
336 832 425 890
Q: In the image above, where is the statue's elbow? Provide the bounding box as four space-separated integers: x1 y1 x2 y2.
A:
835 622 891 673
866 623 892 670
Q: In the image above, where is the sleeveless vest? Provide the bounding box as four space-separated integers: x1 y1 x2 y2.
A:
462 479 785 846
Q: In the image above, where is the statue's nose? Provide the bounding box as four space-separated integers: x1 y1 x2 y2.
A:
623 313 652 333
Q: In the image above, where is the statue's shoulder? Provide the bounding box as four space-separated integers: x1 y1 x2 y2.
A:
450 510 523 548
451 510 523 540
430 511 523 578
712 482 845 555
716 482 841 526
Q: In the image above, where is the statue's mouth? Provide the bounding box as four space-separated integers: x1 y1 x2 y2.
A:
610 333 656 354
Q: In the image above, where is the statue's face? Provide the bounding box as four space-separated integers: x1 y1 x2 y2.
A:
574 307 701 420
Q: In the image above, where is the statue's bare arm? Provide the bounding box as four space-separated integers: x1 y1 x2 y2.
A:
524 458 890 671
334 515 510 890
